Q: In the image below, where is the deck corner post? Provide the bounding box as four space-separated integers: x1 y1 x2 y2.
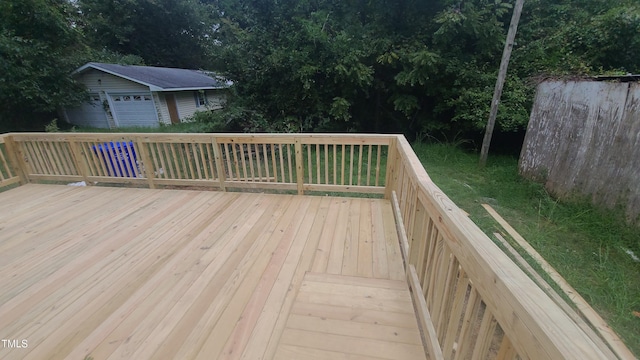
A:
384 136 399 200
135 136 156 189
68 139 92 185
294 138 304 195
212 137 227 191
4 135 28 185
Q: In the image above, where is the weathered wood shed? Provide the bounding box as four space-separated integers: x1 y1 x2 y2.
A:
519 77 640 222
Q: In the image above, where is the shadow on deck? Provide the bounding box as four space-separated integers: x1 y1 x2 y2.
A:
0 184 424 360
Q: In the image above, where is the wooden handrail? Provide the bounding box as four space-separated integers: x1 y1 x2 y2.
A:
388 134 617 359
0 133 392 196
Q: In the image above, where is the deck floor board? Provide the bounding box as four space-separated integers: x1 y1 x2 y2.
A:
0 184 423 360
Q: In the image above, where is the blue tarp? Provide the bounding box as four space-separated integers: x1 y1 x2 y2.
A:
92 142 138 177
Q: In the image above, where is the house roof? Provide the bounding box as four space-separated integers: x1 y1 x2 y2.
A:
73 62 231 91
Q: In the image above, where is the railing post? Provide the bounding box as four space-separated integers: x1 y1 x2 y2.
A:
384 136 398 199
294 138 304 195
68 139 92 185
212 138 226 191
135 136 156 189
3 135 28 184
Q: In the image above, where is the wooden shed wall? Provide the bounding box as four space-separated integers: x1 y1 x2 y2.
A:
519 80 640 222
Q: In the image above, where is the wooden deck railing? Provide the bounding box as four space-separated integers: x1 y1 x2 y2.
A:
386 136 617 359
0 133 391 195
0 134 22 188
0 132 620 359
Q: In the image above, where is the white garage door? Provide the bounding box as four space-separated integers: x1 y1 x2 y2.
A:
110 93 158 127
66 94 110 128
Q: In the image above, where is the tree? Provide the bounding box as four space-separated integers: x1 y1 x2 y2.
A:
0 0 89 131
208 1 380 132
78 0 217 69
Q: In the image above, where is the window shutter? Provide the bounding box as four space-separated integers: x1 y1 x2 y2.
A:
194 92 199 108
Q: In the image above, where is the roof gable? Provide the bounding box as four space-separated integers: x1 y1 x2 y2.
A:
73 62 230 91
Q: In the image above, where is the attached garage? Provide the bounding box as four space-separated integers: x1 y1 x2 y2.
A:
63 62 230 129
64 94 110 128
109 93 158 127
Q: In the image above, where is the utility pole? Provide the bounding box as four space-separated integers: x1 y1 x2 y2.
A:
479 0 525 167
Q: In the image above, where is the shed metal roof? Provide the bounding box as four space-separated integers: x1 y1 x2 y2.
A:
73 62 231 91
593 74 640 82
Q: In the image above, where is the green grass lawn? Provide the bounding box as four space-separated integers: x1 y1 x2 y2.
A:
413 142 640 356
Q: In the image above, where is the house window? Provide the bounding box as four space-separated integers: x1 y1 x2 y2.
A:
195 91 207 107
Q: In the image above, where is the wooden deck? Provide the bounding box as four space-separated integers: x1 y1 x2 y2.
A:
0 184 425 360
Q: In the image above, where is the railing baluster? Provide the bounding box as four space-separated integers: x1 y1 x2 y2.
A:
367 145 372 186
295 139 303 195
89 141 102 176
375 144 381 187
136 139 155 188
212 139 226 191
434 256 460 338
454 289 482 360
157 143 169 179
48 142 66 175
56 141 73 175
341 144 345 185
324 144 329 185
69 140 90 184
357 144 363 186
316 143 320 184
333 144 337 185
471 309 498 359
179 143 190 179
255 144 262 181
36 142 53 174
248 143 256 181
226 143 236 181
307 144 313 184
239 143 248 181
31 141 46 175
349 144 354 186
265 144 272 182
161 143 173 179
287 144 293 183
186 143 196 179
27 141 45 174
443 269 469 359
194 144 203 179
278 144 285 183
204 143 213 180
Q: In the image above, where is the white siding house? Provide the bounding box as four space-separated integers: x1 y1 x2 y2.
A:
62 63 230 128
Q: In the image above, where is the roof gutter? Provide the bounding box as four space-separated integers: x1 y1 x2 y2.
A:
150 86 228 92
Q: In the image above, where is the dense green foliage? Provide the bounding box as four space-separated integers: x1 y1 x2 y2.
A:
0 0 87 131
79 0 216 69
1 0 639 140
